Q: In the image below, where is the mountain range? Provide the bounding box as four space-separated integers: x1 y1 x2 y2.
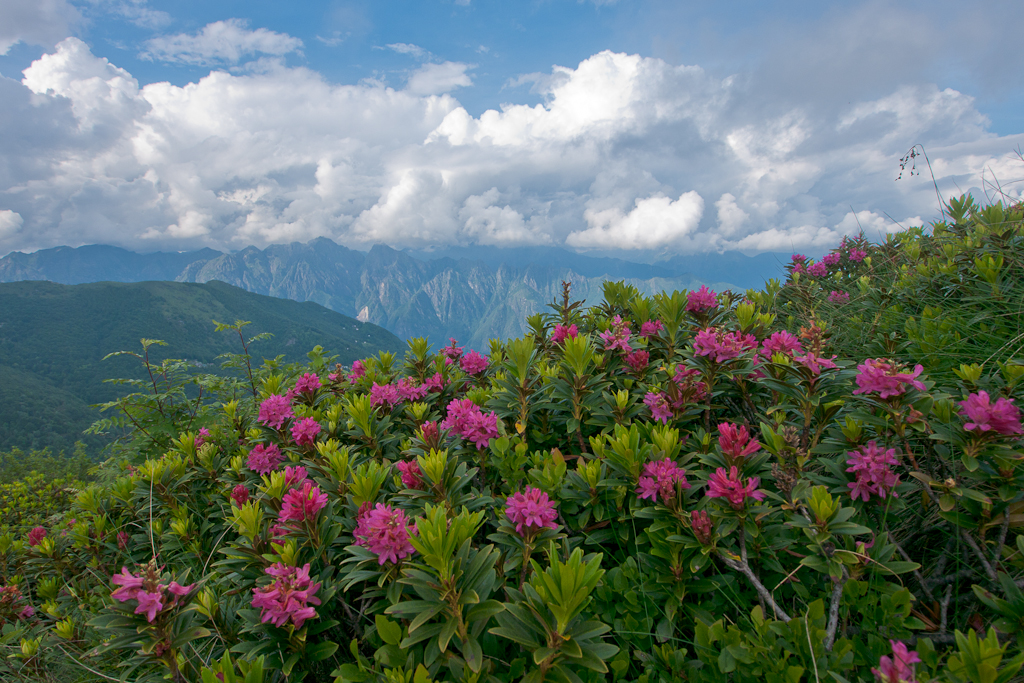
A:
0 240 787 348
0 279 402 454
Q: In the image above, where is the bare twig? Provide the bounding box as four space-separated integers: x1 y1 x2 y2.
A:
824 569 848 652
939 584 953 634
719 529 792 622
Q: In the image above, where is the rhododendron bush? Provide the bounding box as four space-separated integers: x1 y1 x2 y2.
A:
2 198 1024 683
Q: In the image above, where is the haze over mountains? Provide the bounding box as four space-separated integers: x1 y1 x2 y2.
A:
0 240 786 348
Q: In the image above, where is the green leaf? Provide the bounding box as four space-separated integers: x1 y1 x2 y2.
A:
375 615 403 646
306 641 340 662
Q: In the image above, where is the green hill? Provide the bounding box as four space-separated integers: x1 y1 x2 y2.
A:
0 279 403 454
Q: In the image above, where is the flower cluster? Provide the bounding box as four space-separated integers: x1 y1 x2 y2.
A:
0 584 35 622
871 640 920 683
247 443 285 475
28 526 46 547
442 338 464 364
822 252 841 266
353 504 417 565
693 328 757 363
460 349 489 375
348 360 366 383
505 487 559 537
290 417 321 447
396 459 424 489
258 395 294 429
640 319 664 337
828 290 850 305
794 352 839 376
598 315 633 352
441 398 500 450
846 442 900 502
370 382 402 409
686 285 718 313
690 511 713 545
551 323 579 344
251 563 322 630
959 391 1022 435
717 423 760 462
231 484 250 506
110 560 194 623
636 459 691 504
853 359 926 399
644 392 673 424
850 248 867 262
194 427 211 448
293 372 321 395
706 467 766 510
624 350 649 373
807 261 828 277
644 367 708 424
279 482 328 523
760 330 803 357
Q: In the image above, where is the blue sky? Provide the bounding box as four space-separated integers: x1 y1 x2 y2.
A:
1 0 1022 257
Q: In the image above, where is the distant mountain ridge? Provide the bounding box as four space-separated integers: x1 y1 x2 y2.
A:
0 240 786 347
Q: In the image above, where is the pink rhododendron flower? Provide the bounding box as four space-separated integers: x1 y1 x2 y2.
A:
370 382 402 409
348 360 366 383
791 254 807 263
18 605 34 620
279 482 328 523
505 487 559 537
640 319 663 338
396 377 428 401
110 567 145 602
959 391 1022 435
854 359 925 399
284 465 308 487
194 427 211 448
353 504 417 565
551 323 579 344
422 372 445 393
441 398 500 450
872 640 921 683
636 459 691 504
231 484 250 507
460 349 489 374
850 248 867 262
442 338 464 363
167 581 194 597
396 460 424 489
846 441 900 502
690 511 713 545
718 423 760 461
598 316 633 352
625 350 649 372
794 353 839 375
807 261 828 277
117 531 130 550
644 391 674 424
251 563 322 629
419 420 442 449
247 443 284 475
134 591 163 622
290 417 321 447
761 330 804 357
706 467 766 510
792 263 806 274
27 526 46 547
822 252 841 266
828 290 850 304
258 395 294 429
686 285 718 313
693 328 757 363
294 372 321 394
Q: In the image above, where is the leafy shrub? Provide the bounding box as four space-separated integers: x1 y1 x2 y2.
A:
1 197 1024 683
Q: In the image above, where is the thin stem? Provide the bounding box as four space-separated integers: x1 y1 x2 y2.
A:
719 528 792 622
824 569 848 652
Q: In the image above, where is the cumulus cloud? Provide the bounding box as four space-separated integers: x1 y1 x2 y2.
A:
0 0 79 54
140 19 303 65
0 211 24 238
1 40 1023 258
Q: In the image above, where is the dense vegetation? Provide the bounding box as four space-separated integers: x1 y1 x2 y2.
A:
0 280 403 454
1 195 1023 683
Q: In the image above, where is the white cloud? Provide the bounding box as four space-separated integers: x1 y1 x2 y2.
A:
0 211 24 238
140 19 303 65
0 0 79 54
2 40 1023 258
405 61 473 96
386 43 428 59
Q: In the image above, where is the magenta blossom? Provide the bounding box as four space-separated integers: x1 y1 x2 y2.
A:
110 564 194 624
644 391 674 424
441 398 500 450
872 639 921 683
625 350 649 373
690 511 714 545
795 353 839 376
348 360 366 383
117 530 130 550
353 504 417 565
110 567 145 602
422 372 445 393
822 252 841 266
27 526 46 547
850 248 867 262
959 391 1022 435
717 423 761 461
247 443 284 475
396 459 425 489
791 254 806 264
290 417 321 447
442 338 465 363
505 487 559 537
854 359 926 399
460 349 490 375
693 328 757 363
551 323 579 344
828 290 851 305
598 316 633 353
807 261 828 277
284 465 308 487
294 372 321 395
706 467 766 510
258 394 294 430
761 330 804 357
194 427 211 448
640 319 664 337
846 441 900 502
251 563 321 630
370 382 402 409
231 484 250 507
396 378 428 401
279 482 329 523
686 286 718 313
636 459 691 504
